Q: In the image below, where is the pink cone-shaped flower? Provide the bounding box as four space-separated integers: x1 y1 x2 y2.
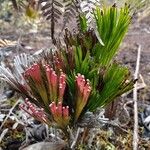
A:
24 64 49 105
49 101 70 128
75 73 91 121
20 98 50 125
45 65 66 103
24 63 42 84
58 72 66 102
53 55 63 70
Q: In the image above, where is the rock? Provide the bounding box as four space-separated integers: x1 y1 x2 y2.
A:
26 124 47 142
0 114 5 122
22 142 66 150
3 86 15 99
139 106 150 138
5 139 23 150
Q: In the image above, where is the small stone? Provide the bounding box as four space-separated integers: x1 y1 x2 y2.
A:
22 142 66 150
3 86 15 99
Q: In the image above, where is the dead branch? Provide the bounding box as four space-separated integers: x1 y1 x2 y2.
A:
133 45 141 150
70 127 81 149
0 99 21 130
0 128 8 143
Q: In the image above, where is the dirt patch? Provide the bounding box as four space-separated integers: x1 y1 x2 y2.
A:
117 17 150 103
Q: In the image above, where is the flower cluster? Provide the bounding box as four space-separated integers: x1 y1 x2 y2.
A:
24 63 42 84
45 65 66 102
24 63 49 106
75 74 91 121
23 63 67 106
49 102 70 128
21 64 71 128
19 98 50 125
20 98 70 128
19 63 92 128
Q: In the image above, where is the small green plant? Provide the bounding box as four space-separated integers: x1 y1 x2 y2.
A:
0 2 136 147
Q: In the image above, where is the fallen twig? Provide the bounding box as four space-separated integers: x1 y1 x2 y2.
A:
120 100 134 127
0 98 21 130
0 128 8 143
133 45 141 150
70 127 81 149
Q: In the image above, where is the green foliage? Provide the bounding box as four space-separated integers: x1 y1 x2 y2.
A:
87 63 135 111
46 4 135 120
0 3 135 132
79 15 88 33
58 4 135 113
93 4 131 66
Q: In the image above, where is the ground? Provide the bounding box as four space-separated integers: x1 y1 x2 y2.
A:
119 14 150 102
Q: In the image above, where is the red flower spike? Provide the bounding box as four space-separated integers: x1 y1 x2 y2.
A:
57 102 62 116
59 72 66 84
63 106 69 118
50 71 58 101
46 67 53 99
19 104 32 117
76 74 91 99
46 67 53 84
83 82 91 102
58 85 63 102
58 73 66 102
76 74 86 94
20 100 48 124
49 101 70 128
24 64 42 84
46 67 57 101
49 102 57 115
51 72 57 86
46 66 66 102
75 74 91 121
